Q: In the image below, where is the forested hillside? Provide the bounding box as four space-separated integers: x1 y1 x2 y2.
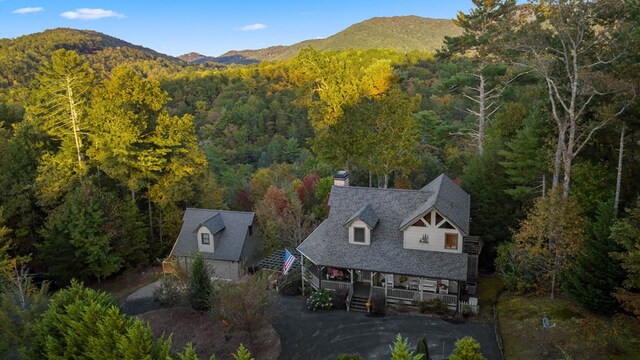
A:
1 3 640 356
192 16 462 63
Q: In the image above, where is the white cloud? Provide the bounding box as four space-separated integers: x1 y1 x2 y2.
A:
13 7 44 14
61 8 125 20
238 23 266 31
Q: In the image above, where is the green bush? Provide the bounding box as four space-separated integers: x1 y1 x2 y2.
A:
416 300 429 313
337 354 363 360
277 269 302 296
416 336 429 359
448 336 485 360
332 287 349 309
153 275 183 306
306 288 333 311
417 298 447 314
189 253 214 311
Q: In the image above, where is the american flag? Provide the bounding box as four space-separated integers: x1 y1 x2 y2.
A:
283 249 296 275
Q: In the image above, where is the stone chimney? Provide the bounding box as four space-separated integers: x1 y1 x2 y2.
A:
333 170 349 187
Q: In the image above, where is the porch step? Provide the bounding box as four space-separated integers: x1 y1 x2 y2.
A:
349 295 369 312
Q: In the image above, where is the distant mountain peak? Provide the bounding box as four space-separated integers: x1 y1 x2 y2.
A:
187 15 461 65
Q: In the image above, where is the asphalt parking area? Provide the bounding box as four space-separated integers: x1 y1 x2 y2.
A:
272 295 500 360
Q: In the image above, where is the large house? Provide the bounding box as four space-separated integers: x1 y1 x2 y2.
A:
297 171 481 312
166 208 259 281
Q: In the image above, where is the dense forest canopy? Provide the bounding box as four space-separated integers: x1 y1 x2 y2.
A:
1 1 640 320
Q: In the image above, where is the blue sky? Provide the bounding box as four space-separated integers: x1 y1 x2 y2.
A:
1 1 476 56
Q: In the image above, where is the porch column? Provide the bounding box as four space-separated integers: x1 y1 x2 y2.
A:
300 255 305 294
384 273 388 306
318 266 324 289
420 277 424 301
349 269 354 287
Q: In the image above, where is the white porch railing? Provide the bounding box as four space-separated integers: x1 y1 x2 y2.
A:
307 271 319 289
387 287 458 306
371 286 386 297
323 280 351 292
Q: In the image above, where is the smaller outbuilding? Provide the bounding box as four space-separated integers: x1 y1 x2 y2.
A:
166 208 259 281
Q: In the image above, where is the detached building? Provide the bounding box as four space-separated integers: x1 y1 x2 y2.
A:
166 208 259 280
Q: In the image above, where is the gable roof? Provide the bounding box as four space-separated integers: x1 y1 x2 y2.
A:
297 175 471 281
171 208 254 262
399 174 470 235
344 203 379 229
197 213 225 234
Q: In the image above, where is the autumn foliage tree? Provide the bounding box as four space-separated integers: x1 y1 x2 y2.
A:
513 189 586 298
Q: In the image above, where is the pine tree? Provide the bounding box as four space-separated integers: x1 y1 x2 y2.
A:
389 334 424 360
415 336 429 359
610 197 640 317
564 199 624 314
189 253 214 311
233 344 255 360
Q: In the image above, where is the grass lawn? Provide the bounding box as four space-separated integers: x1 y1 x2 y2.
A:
477 275 505 322
498 293 640 359
89 265 163 303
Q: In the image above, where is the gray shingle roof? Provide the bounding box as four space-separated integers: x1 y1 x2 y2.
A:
344 203 379 229
297 174 470 281
199 213 225 234
399 174 470 235
171 208 254 262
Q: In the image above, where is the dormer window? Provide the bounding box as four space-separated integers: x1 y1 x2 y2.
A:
445 233 458 250
201 233 210 245
353 227 366 243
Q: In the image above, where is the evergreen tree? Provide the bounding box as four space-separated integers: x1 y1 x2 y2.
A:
415 336 429 359
389 334 424 360
233 344 255 360
564 199 624 314
610 197 640 317
32 281 172 359
39 183 122 284
189 253 214 311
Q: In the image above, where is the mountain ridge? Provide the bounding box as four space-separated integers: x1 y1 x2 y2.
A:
184 16 462 64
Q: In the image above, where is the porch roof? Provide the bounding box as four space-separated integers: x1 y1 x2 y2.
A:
298 220 468 281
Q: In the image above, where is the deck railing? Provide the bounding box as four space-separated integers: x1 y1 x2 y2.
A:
323 280 351 292
307 271 320 289
387 287 458 306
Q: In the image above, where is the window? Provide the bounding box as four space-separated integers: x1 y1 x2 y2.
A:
353 227 366 243
201 233 210 245
445 233 458 250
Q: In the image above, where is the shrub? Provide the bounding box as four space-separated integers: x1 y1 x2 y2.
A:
332 287 349 309
153 275 183 306
416 300 429 313
370 293 386 314
277 269 302 296
430 298 447 315
416 336 429 359
448 336 485 360
337 354 364 360
306 288 333 311
189 253 214 311
462 305 473 317
217 271 275 341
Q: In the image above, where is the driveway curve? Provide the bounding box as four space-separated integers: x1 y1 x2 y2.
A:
272 295 500 360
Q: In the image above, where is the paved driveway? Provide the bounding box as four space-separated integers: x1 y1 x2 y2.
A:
272 296 500 360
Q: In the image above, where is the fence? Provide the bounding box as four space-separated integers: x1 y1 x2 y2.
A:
458 300 480 315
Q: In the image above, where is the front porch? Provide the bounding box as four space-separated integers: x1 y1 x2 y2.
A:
301 257 464 312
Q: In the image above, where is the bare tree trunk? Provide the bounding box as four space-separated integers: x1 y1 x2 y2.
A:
477 74 486 155
552 129 564 190
369 170 372 188
383 173 388 189
615 126 625 214
65 76 83 171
